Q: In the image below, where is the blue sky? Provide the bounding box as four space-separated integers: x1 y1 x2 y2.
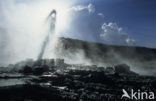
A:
66 0 156 48
0 0 156 65
0 0 156 48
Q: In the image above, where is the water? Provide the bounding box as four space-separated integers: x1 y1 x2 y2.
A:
38 9 57 60
0 73 37 87
0 79 26 87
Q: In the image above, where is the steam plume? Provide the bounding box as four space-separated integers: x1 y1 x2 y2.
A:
38 9 57 60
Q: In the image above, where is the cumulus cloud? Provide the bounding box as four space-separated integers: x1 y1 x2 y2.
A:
100 22 135 45
72 3 95 13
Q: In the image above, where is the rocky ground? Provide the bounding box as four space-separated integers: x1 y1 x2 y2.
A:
0 68 156 101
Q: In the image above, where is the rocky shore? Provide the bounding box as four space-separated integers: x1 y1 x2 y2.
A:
0 67 156 101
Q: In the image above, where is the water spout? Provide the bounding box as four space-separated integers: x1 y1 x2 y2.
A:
37 9 57 60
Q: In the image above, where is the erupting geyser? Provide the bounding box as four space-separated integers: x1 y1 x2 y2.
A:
38 9 57 60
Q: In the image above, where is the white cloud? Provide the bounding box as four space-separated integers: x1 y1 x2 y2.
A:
126 38 136 45
100 22 135 45
72 3 95 13
98 13 104 18
88 3 95 13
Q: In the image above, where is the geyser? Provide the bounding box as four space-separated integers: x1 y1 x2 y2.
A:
38 9 57 60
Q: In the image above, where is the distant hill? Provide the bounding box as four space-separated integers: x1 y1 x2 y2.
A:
57 37 156 62
56 37 156 75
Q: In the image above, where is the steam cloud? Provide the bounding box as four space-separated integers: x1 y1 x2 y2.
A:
0 0 63 65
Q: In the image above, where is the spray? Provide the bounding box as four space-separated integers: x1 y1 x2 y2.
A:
37 9 57 60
